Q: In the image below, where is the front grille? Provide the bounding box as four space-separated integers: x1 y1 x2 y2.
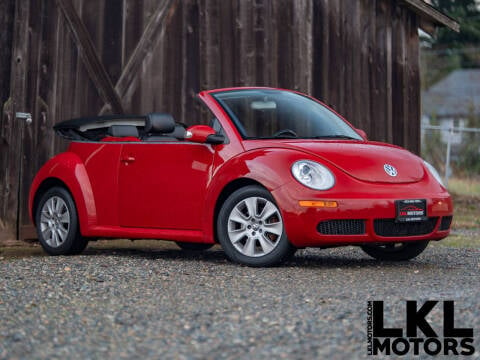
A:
317 219 365 235
374 218 438 237
440 216 453 230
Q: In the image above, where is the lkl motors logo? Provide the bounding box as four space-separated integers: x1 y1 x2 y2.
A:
367 301 475 356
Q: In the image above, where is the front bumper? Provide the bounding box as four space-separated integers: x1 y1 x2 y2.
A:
271 178 453 248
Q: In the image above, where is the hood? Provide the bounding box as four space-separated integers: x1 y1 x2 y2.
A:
246 140 425 183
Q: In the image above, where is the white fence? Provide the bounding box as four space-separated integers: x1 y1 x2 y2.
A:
421 125 480 186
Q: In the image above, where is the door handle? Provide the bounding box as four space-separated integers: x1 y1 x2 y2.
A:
121 156 136 164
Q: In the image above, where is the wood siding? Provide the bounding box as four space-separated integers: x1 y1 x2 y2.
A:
0 0 422 239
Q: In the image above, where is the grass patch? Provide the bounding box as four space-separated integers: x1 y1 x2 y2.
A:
433 190 480 248
451 193 480 229
448 177 480 197
432 233 480 248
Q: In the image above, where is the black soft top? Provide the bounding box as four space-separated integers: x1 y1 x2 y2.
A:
54 114 148 141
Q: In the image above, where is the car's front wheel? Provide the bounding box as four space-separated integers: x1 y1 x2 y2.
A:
360 241 429 261
217 185 295 267
35 187 88 255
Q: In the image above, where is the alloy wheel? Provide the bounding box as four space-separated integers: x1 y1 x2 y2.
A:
227 196 283 257
39 196 70 248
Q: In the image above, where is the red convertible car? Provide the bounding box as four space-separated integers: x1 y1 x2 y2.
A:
29 87 453 266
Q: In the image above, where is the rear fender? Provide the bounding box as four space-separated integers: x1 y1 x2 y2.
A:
29 152 96 235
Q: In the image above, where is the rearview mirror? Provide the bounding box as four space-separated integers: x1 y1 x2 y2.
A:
251 101 277 110
356 128 367 140
185 125 225 145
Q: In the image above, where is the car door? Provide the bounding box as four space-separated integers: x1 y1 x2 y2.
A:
118 142 215 230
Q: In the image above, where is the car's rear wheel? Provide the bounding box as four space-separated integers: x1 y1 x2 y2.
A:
175 242 214 251
35 187 88 255
360 241 429 261
217 185 295 267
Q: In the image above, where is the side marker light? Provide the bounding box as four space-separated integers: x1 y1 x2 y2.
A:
299 200 338 208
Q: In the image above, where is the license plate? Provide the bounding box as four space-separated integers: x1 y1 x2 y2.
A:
395 199 427 222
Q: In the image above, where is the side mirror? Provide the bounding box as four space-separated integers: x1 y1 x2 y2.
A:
356 128 367 140
185 125 225 145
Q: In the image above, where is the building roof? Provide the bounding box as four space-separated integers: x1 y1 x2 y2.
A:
422 69 480 118
401 0 460 33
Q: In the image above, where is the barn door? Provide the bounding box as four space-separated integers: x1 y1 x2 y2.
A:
0 0 178 240
0 1 33 240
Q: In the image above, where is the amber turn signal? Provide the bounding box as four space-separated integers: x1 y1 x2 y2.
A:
299 200 338 208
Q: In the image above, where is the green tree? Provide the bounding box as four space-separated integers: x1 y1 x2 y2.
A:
433 0 480 48
426 0 480 66
421 0 480 88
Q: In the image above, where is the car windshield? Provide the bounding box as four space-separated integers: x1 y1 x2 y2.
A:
212 89 363 140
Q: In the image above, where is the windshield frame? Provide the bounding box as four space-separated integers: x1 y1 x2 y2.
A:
210 88 363 141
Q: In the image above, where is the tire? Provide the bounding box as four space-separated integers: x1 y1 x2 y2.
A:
175 242 214 251
217 185 295 267
360 241 429 261
35 186 88 255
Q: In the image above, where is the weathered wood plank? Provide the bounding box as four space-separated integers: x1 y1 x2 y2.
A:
78 1 107 115
277 0 294 89
114 0 176 108
46 0 62 157
312 0 329 102
327 0 340 111
371 0 393 143
238 0 256 87
0 1 30 238
181 0 200 124
349 0 363 129
103 0 123 85
121 0 144 112
56 0 125 114
0 0 15 113
254 0 266 85
264 0 279 88
341 0 354 123
18 0 46 238
0 0 15 236
406 11 420 154
293 0 313 94
0 0 30 238
391 5 408 149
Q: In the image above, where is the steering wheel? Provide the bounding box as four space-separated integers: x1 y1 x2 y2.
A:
272 129 298 138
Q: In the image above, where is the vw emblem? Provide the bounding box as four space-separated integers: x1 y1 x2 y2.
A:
384 164 398 177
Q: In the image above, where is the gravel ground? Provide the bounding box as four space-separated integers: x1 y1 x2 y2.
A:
0 244 479 359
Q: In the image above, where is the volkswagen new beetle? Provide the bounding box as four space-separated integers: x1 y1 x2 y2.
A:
29 88 453 266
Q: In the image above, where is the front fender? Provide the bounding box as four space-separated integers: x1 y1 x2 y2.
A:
29 151 97 235
202 148 312 241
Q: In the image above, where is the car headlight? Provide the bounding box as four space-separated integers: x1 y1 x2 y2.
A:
423 160 445 187
291 160 335 190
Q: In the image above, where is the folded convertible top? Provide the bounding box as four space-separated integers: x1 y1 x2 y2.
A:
54 114 147 140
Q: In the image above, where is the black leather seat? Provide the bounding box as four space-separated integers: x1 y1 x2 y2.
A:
107 125 139 138
143 113 178 141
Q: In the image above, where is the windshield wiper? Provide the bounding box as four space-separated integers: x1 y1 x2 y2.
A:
311 135 360 140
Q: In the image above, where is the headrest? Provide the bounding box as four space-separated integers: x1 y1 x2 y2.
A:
107 125 139 138
145 113 175 134
169 125 186 139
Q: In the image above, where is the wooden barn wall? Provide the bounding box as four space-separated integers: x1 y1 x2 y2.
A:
0 0 15 233
0 0 421 239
